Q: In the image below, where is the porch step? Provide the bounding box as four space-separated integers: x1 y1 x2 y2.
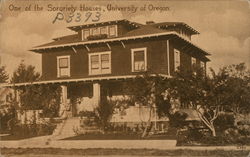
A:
52 117 80 139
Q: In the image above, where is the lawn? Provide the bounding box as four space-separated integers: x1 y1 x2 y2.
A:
0 134 41 141
62 133 176 140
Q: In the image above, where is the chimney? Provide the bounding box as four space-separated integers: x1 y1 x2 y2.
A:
146 21 155 25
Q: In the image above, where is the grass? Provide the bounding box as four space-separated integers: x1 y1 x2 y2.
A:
62 133 176 140
1 148 249 156
0 134 41 141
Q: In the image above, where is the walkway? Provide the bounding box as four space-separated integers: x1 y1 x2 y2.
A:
1 135 249 151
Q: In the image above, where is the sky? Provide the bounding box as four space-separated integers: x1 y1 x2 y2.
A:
0 0 249 78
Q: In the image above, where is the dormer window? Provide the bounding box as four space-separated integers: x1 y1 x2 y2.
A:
82 29 90 40
109 25 117 37
92 27 100 36
100 27 107 35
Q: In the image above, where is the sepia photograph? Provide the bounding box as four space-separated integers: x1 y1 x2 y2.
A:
0 0 250 156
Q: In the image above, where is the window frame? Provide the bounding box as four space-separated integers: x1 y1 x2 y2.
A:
88 51 111 75
131 47 147 72
174 49 180 71
82 29 90 40
108 25 118 37
191 57 197 66
200 61 205 69
92 27 100 36
100 26 108 35
57 55 70 78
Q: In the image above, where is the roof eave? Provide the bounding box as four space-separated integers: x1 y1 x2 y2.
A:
30 32 210 57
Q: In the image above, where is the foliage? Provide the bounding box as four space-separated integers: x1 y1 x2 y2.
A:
11 61 40 83
124 72 164 137
218 63 250 114
168 111 188 128
17 84 61 117
11 62 61 117
79 110 96 118
0 105 16 132
0 65 9 83
163 64 250 137
214 113 235 132
10 123 56 137
95 97 116 131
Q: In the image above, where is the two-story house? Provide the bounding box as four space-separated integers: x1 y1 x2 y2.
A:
3 19 210 123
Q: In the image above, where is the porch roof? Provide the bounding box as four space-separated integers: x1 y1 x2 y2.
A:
0 74 170 88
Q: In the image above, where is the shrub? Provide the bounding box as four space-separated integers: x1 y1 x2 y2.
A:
169 111 188 128
11 123 56 137
214 113 235 132
0 105 16 133
95 97 115 131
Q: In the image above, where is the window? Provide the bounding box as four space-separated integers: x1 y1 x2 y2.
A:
57 56 70 77
82 29 90 40
200 61 205 69
100 26 107 35
89 52 111 75
109 25 117 37
92 27 100 36
191 57 196 66
131 48 147 72
174 49 180 71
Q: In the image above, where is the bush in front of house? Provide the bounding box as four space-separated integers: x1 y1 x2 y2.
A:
177 121 250 146
0 105 16 133
10 122 56 137
214 113 235 133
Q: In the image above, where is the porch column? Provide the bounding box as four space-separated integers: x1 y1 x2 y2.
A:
61 85 68 104
15 89 21 107
59 85 68 117
93 83 101 108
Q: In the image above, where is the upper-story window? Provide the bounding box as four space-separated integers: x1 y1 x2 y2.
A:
57 56 70 77
131 48 147 72
200 61 205 69
88 51 111 75
174 49 180 71
191 57 196 66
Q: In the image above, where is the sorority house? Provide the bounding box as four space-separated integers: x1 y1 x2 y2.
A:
2 19 210 125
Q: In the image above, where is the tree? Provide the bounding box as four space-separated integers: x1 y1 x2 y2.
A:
125 72 169 137
11 62 61 117
161 68 219 136
165 64 250 137
218 63 250 115
0 66 9 83
11 61 40 83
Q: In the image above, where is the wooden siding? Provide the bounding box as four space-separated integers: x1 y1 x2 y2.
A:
41 37 170 81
